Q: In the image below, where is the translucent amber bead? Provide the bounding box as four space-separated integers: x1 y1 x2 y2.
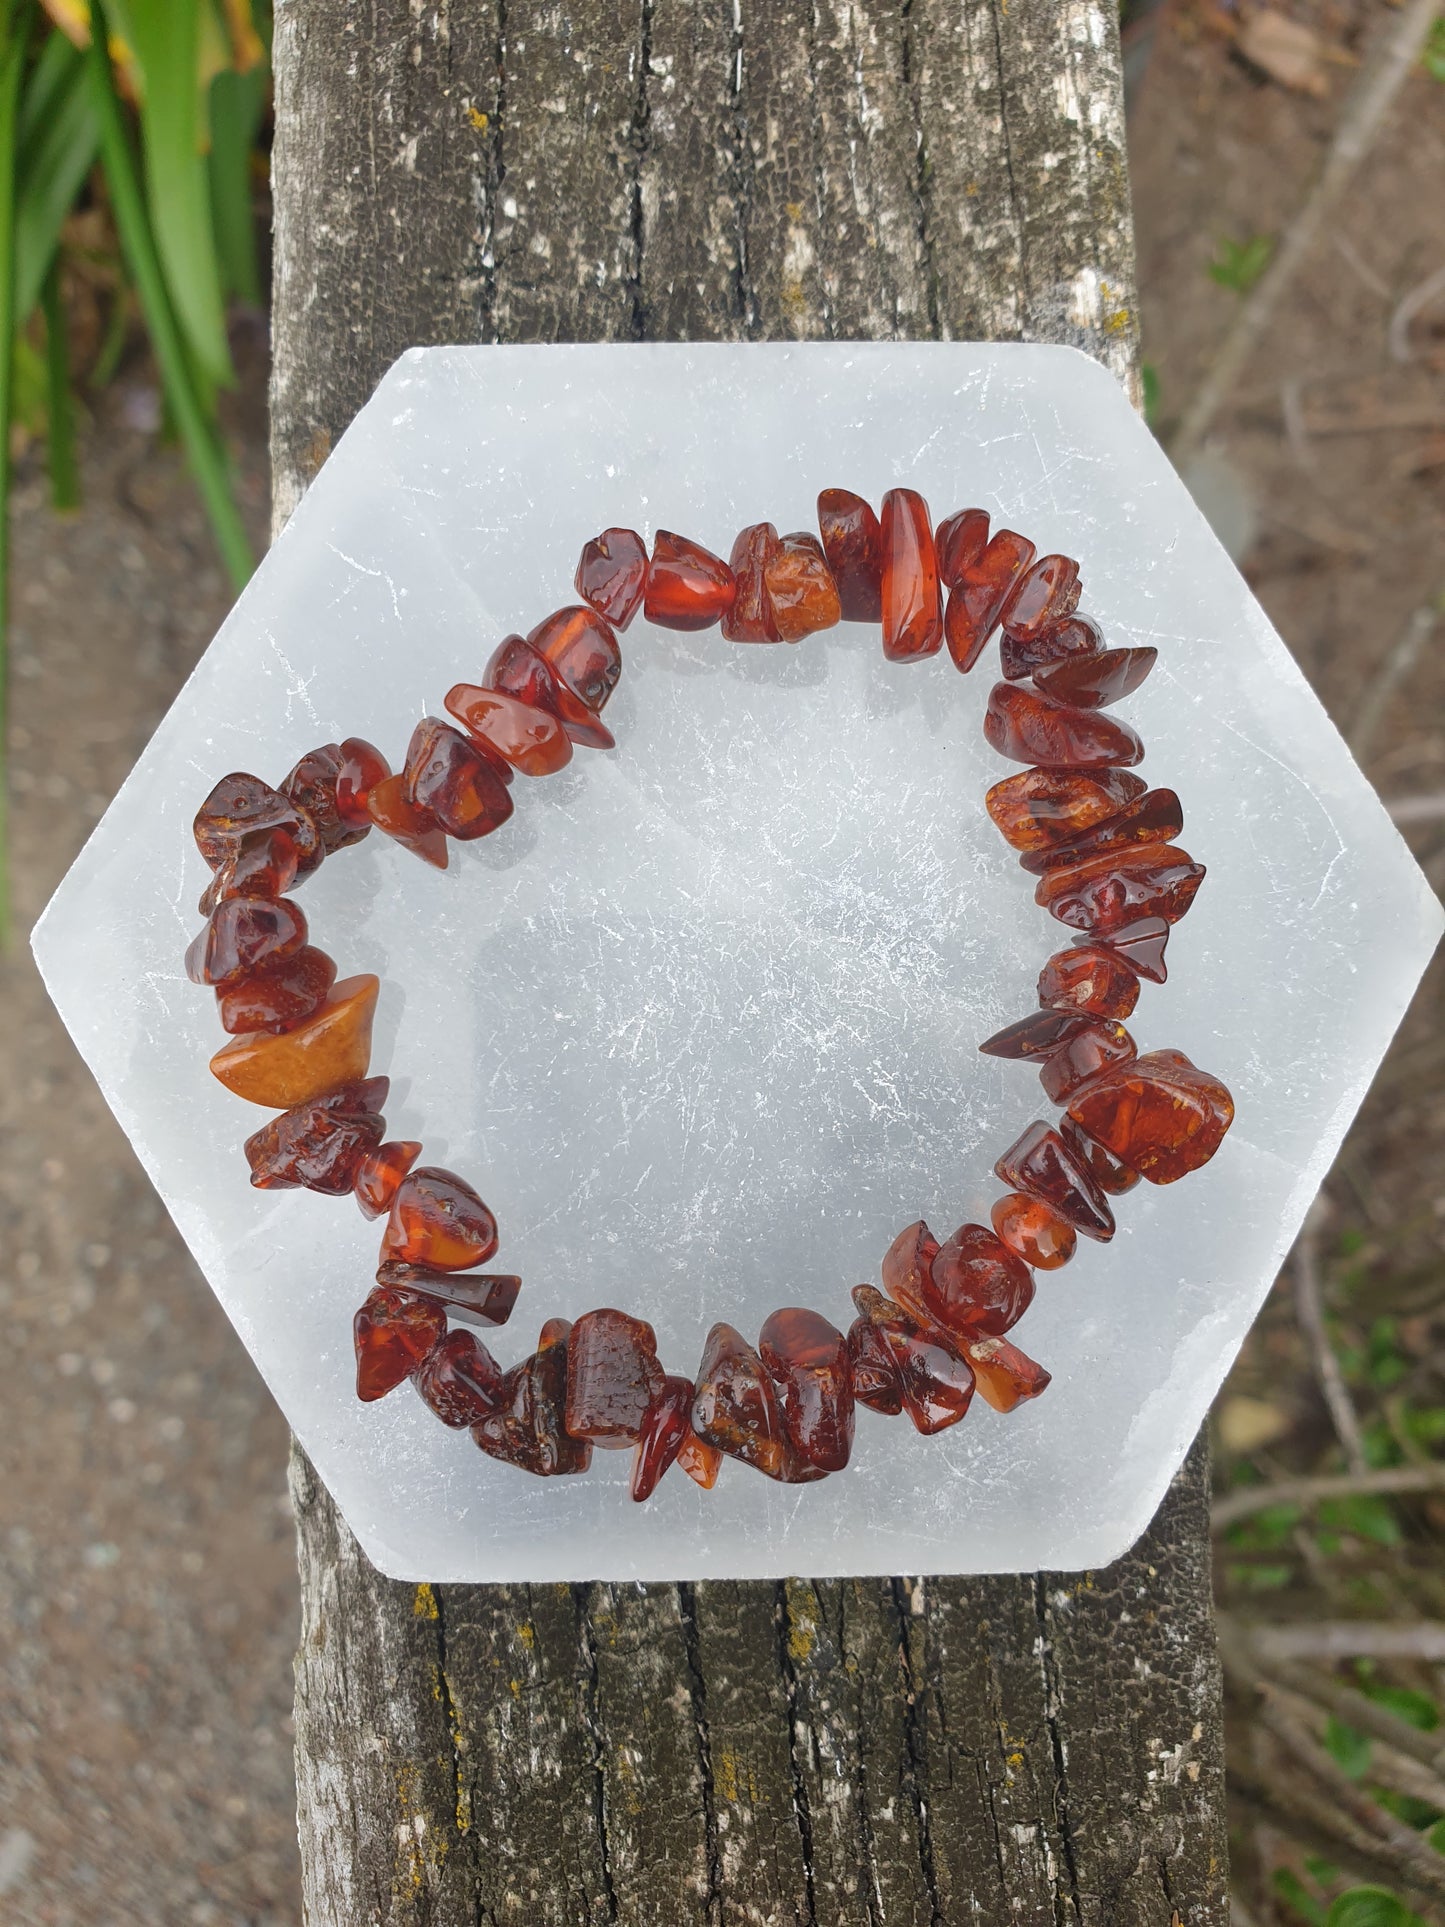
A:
994 1121 1114 1241
282 744 370 854
353 1140 422 1219
374 1263 520 1326
978 1008 1095 1060
366 775 448 869
881 1219 940 1318
1021 789 1183 877
383 1166 498 1271
816 488 883 622
210 974 380 1107
1034 646 1158 709
402 718 513 841
1001 554 1081 642
965 1335 1052 1413
199 825 300 915
1000 613 1102 682
944 531 1035 672
759 1307 854 1472
722 522 781 643
473 1324 592 1476
849 1286 976 1435
1035 843 1205 937
486 631 614 752
934 508 990 589
1107 916 1171 982
1039 1020 1136 1103
985 766 1146 852
354 1287 445 1402
764 533 841 642
690 1323 791 1479
334 739 391 828
217 944 337 1035
185 896 307 988
528 605 622 716
846 1316 904 1414
644 530 736 630
630 1376 697 1501
565 1308 666 1447
984 683 1144 769
575 527 648 630
244 1080 387 1194
1061 1114 1140 1195
1036 945 1140 1020
1066 1049 1235 1184
990 1193 1076 1270
415 1328 504 1427
677 1430 723 1489
194 772 321 874
444 684 573 776
927 1223 1036 1336
880 488 943 661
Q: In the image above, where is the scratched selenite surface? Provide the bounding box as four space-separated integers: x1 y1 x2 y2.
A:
32 344 1444 1582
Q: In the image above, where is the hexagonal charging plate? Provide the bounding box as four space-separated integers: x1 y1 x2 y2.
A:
32 344 1443 1582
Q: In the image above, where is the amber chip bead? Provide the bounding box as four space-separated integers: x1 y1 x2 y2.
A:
984 682 1144 769
1037 945 1140 1021
691 1323 791 1479
473 1324 592 1476
366 774 449 869
677 1430 723 1489
353 1139 422 1219
985 766 1146 853
1020 789 1184 877
850 1286 976 1435
334 738 392 829
1034 843 1204 936
764 533 842 643
444 684 573 777
244 1081 387 1194
816 488 883 622
846 1316 905 1415
1102 915 1170 983
210 973 381 1107
990 1193 1076 1270
383 1166 498 1271
374 1263 521 1327
415 1328 504 1427
1066 1048 1235 1184
934 508 990 589
194 771 321 874
644 530 736 630
630 1375 697 1501
759 1307 855 1473
1000 554 1081 642
565 1308 666 1447
1060 1114 1141 1196
944 530 1036 672
354 1286 445 1402
486 631 615 751
575 527 648 630
528 605 623 715
722 522 781 643
186 895 308 988
403 717 514 841
979 1008 1096 1060
881 1219 941 1320
994 1121 1115 1241
1038 1019 1137 1104
217 944 337 1036
999 613 1103 683
1034 645 1157 709
282 744 370 855
880 487 943 662
965 1335 1052 1414
199 826 300 916
926 1223 1037 1336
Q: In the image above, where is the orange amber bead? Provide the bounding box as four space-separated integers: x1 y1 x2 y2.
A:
816 488 883 622
194 771 321 874
881 1219 941 1317
565 1308 666 1447
575 527 648 630
1037 944 1140 1020
722 522 781 643
354 1287 445 1402
1034 646 1158 709
415 1328 504 1427
528 605 622 715
1066 1049 1235 1184
677 1429 723 1489
759 1307 854 1473
282 743 370 855
1000 554 1081 642
985 766 1146 852
487 631 614 751
403 718 514 841
994 1121 1114 1241
209 973 380 1107
217 944 336 1035
880 488 943 661
1034 843 1204 936
383 1166 498 1271
199 825 300 915
944 530 1036 672
979 1008 1095 1060
644 530 736 630
444 683 573 777
374 1263 521 1327
984 682 1144 769
186 896 308 988
1061 1114 1140 1195
1020 789 1184 877
764 533 842 642
1000 613 1102 682
1039 1020 1136 1103
849 1286 976 1435
990 1193 1076 1270
366 775 449 869
690 1322 789 1478
335 739 391 828
935 508 990 589
926 1223 1036 1336
630 1375 696 1501
473 1324 592 1476
353 1139 422 1219
244 1079 387 1193
965 1335 1052 1413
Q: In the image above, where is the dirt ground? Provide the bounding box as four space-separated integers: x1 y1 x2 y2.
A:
0 10 1441 1922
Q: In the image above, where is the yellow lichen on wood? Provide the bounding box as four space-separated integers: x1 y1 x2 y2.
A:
414 1582 439 1620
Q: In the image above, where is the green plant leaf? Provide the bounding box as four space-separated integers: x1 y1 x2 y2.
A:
1324 1716 1372 1780
1209 232 1273 294
0 0 34 946
41 253 79 507
1423 18 1445 82
1274 1867 1329 1926
1318 1493 1402 1547
1326 1886 1422 1927
13 30 97 322
1355 1682 1439 1732
207 61 264 304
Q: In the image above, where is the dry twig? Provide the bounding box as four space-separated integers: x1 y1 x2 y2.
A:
1350 591 1445 763
1388 794 1445 825
1249 1621 1445 1663
1292 1198 1368 1474
1213 1462 1445 1531
1389 261 1445 364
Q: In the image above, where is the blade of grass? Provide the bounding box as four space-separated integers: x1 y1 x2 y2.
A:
86 10 252 587
0 0 32 948
40 252 77 507
207 62 264 305
13 29 97 321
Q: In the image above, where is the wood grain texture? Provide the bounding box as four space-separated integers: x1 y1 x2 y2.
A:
271 1 1222 1919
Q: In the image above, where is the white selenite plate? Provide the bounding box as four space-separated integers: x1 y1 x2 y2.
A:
32 343 1444 1583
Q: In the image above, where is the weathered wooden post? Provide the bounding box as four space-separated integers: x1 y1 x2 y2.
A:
270 3 1228 1917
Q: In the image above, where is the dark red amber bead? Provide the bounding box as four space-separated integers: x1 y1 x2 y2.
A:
759 1307 855 1473
985 766 1146 852
989 1193 1076 1270
1035 843 1204 936
816 488 883 623
366 774 449 869
644 530 736 630
934 508 990 589
1061 1114 1141 1195
355 1287 445 1402
186 895 307 988
984 683 1144 769
485 632 614 751
1066 1049 1235 1184
979 1008 1096 1060
374 1263 520 1327
944 531 1036 672
444 684 572 777
565 1308 666 1447
217 944 336 1034
880 488 943 661
1000 613 1103 682
193 772 321 874
722 522 781 643
764 533 842 642
881 1219 941 1319
1034 646 1158 710
690 1323 789 1479
1000 554 1081 642
335 739 391 829
994 1121 1115 1241
846 1317 905 1415
528 605 622 715
849 1287 976 1435
1036 944 1140 1020
244 1080 387 1194
354 1139 422 1219
965 1335 1052 1413
282 744 370 855
383 1167 498 1271
473 1324 592 1476
403 718 514 841
1038 1020 1136 1103
1020 789 1184 876
1101 915 1170 982
927 1223 1036 1336
630 1376 696 1501
575 527 648 630
199 826 300 916
415 1328 504 1426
